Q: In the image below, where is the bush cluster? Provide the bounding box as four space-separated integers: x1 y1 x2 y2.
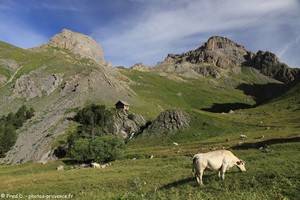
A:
0 105 34 157
67 104 125 163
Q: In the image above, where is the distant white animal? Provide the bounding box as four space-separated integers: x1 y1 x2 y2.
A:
100 163 111 169
240 134 248 139
91 162 101 169
173 142 179 146
56 165 64 171
192 150 246 185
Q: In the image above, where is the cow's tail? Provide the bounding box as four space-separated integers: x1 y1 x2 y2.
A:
192 156 198 175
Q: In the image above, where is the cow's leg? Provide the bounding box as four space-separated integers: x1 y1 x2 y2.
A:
199 168 204 185
218 170 221 179
221 165 227 180
196 173 201 185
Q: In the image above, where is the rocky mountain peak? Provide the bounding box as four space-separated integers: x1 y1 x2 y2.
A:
201 36 247 52
156 36 299 84
47 29 105 64
160 36 250 70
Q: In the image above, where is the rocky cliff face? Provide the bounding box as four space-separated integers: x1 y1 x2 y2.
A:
156 36 250 78
156 36 300 84
247 51 300 84
109 111 146 139
165 36 249 68
46 29 105 64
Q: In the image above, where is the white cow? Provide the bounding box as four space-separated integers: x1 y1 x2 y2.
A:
91 162 101 169
192 150 246 185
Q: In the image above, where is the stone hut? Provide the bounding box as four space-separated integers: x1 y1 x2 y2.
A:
115 100 130 111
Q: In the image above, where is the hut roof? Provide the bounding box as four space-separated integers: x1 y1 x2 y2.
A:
115 100 130 106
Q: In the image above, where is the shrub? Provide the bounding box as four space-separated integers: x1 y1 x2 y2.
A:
0 105 34 157
69 138 91 162
73 104 113 137
68 136 125 163
90 136 125 163
67 104 125 163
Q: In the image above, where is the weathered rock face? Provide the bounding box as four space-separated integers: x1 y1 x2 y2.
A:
130 63 150 72
156 36 249 77
0 59 19 70
13 70 63 100
109 111 146 138
47 29 105 64
247 51 300 84
163 36 248 68
156 36 300 84
145 110 190 134
0 74 7 85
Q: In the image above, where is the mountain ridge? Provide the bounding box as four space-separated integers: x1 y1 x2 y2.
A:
0 30 299 164
155 36 300 84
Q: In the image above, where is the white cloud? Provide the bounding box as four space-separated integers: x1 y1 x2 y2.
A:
93 0 299 66
278 35 300 58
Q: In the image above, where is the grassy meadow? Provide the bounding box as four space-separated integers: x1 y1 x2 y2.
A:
0 59 299 199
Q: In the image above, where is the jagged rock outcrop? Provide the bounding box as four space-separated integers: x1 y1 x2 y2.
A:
130 63 150 72
46 29 105 64
156 36 300 84
13 69 63 100
109 111 146 138
144 110 190 134
246 51 300 84
166 36 249 68
156 36 249 77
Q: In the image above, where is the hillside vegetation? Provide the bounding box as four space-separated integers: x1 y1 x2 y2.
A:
0 32 299 199
1 67 299 199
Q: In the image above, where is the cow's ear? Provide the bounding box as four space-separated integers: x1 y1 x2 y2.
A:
236 161 241 165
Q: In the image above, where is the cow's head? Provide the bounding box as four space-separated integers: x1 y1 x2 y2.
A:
236 160 246 172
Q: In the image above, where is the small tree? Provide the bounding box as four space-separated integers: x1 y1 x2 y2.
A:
90 136 125 163
68 136 125 163
69 138 91 162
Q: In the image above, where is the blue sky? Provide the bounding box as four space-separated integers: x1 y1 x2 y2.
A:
0 0 299 67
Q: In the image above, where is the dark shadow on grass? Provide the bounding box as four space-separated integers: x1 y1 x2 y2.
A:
202 103 253 113
202 82 289 113
237 83 288 105
158 171 242 191
158 177 195 190
232 136 300 150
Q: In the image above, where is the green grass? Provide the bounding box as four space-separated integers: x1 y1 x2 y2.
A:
121 69 254 119
0 41 299 199
0 141 298 200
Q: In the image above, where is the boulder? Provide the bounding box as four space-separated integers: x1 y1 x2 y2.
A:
145 110 190 134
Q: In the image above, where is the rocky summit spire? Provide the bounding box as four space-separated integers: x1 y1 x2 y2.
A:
47 29 105 64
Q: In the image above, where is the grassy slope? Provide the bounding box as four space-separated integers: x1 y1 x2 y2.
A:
0 48 299 199
0 42 98 114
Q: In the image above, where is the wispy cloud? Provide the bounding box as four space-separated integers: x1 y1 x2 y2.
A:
278 35 300 58
0 0 299 67
93 0 299 66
